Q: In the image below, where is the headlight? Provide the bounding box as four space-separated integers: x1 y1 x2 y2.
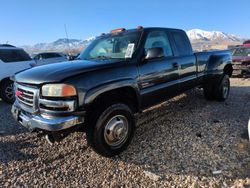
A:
42 84 77 97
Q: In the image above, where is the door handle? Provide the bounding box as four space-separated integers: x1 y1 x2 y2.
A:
172 62 179 68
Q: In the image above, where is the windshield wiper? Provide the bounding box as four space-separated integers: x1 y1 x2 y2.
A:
89 56 124 60
95 55 113 59
84 56 125 60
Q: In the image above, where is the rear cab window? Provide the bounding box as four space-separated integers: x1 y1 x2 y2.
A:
170 30 193 56
0 49 31 63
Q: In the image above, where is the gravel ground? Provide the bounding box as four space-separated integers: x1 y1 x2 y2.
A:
0 78 249 187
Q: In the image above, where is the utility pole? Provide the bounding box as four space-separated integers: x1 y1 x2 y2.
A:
64 24 71 54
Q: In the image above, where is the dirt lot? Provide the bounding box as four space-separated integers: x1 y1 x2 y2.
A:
0 78 249 187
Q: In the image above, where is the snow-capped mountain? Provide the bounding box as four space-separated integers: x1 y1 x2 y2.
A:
187 29 242 42
21 29 245 53
22 37 96 53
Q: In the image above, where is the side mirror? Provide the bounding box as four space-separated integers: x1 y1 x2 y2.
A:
145 47 164 60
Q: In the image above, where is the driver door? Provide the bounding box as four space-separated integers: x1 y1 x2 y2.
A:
138 30 179 109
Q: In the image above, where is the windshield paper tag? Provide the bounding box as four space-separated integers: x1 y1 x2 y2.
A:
125 43 135 58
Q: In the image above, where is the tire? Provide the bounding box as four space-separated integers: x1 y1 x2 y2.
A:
203 75 230 101
0 79 15 103
214 75 230 101
86 103 135 157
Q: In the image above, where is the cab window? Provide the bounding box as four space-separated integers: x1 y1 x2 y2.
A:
171 31 192 56
144 31 173 57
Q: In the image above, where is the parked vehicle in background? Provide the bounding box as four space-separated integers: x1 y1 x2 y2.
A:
68 53 80 60
32 52 68 66
243 40 250 46
0 44 34 103
12 27 232 157
232 43 250 77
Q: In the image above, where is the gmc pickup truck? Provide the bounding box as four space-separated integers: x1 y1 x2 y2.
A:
12 27 233 157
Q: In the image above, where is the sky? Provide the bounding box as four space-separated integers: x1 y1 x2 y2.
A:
1 0 250 45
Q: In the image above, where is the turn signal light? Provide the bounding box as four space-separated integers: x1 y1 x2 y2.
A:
42 84 77 97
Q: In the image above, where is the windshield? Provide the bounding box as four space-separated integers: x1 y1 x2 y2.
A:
78 31 141 61
232 47 250 57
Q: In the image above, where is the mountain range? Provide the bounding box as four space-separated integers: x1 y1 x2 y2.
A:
22 36 96 54
186 29 244 51
22 29 245 53
187 29 242 42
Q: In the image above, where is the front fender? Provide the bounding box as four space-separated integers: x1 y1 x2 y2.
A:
83 79 140 107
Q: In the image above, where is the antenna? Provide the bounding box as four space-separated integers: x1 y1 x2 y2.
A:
64 24 71 53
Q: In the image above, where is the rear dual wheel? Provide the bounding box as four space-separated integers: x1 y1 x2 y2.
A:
203 75 230 101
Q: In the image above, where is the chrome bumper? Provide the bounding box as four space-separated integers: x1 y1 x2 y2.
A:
11 102 84 132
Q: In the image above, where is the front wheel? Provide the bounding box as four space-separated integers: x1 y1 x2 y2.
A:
0 79 15 103
86 103 135 157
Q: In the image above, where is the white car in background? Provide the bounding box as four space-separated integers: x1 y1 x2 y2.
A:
32 52 68 66
0 44 35 103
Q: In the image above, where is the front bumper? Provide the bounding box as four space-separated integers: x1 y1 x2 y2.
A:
11 102 84 132
232 62 250 76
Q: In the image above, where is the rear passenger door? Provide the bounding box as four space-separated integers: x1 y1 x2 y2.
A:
169 30 197 91
139 30 179 109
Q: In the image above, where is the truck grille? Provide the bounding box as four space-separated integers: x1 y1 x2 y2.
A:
16 84 39 113
17 87 34 107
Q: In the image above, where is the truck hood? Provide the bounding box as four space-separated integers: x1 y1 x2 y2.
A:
233 56 250 62
15 60 119 85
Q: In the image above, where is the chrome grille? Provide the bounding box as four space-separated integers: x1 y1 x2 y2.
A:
17 87 34 107
16 84 39 113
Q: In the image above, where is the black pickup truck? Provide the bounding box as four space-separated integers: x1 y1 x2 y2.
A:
12 27 233 157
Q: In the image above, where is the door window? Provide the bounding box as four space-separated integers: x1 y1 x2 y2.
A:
144 31 173 57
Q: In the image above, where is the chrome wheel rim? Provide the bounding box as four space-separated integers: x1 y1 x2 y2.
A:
104 115 129 147
5 83 14 100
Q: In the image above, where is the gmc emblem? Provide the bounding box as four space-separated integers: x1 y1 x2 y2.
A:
15 90 23 97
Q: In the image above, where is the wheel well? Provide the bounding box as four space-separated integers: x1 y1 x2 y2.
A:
88 87 139 113
224 64 233 77
0 77 12 88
